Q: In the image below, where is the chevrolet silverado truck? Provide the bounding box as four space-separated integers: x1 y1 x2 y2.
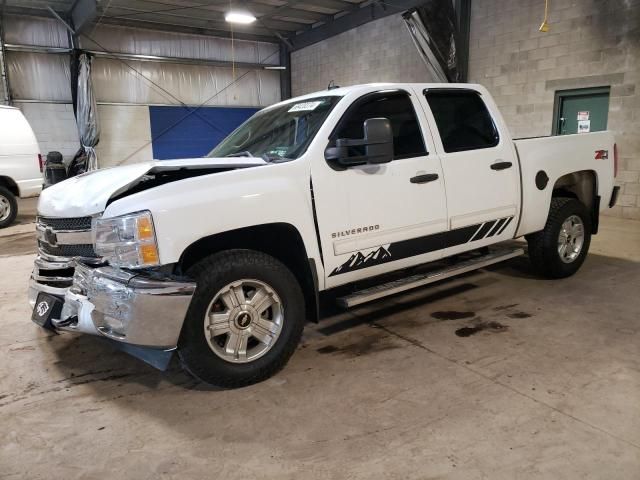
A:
29 83 619 388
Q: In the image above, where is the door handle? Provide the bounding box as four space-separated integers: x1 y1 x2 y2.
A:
490 161 512 171
410 173 439 184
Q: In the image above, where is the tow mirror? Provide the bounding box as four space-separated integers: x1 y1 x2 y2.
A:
325 117 393 166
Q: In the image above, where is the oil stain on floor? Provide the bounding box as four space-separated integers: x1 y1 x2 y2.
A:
316 332 400 358
430 311 476 320
455 321 509 337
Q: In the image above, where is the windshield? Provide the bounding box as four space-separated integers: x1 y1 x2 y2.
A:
208 96 341 161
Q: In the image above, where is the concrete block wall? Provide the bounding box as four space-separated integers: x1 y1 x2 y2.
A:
468 0 640 219
291 14 434 96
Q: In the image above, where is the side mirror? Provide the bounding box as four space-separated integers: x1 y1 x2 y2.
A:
325 117 393 166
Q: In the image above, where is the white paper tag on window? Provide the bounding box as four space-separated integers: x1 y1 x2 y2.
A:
288 101 322 112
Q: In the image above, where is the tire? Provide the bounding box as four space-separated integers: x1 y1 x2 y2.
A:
178 249 305 388
527 197 591 279
0 186 18 229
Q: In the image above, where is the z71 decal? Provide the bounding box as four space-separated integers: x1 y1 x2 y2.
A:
329 217 514 276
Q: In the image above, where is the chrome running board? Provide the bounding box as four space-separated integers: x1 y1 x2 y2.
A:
337 247 524 308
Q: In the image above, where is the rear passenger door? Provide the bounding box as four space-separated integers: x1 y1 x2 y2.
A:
421 88 520 255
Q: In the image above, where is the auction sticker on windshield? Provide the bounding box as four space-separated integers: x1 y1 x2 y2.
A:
288 101 323 112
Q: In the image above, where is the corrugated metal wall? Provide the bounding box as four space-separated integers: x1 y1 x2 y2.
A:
2 14 281 166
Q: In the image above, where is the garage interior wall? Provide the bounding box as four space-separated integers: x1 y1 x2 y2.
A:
3 14 280 167
468 0 640 220
291 13 437 96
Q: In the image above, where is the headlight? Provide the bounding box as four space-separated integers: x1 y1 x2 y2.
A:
93 211 160 268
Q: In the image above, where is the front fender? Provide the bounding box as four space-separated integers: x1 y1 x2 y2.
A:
104 159 323 281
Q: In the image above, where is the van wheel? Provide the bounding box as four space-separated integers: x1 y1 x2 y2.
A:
178 250 305 388
527 197 591 279
0 186 18 228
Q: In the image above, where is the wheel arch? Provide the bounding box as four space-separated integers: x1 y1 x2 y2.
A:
0 176 19 197
551 169 599 233
178 223 320 323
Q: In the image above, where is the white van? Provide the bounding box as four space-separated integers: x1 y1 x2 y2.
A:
0 106 42 228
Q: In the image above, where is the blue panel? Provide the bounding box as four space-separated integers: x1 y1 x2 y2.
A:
149 105 259 160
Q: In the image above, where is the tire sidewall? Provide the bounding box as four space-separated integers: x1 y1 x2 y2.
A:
0 187 18 228
546 200 591 276
178 251 305 384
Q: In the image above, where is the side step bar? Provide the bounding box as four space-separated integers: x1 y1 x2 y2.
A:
337 247 524 308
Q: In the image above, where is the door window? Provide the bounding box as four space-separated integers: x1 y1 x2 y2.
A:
424 89 499 153
332 91 427 160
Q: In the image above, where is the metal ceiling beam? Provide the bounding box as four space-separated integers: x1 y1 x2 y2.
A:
296 0 356 11
1 5 279 43
4 42 281 69
96 16 279 42
102 0 320 21
102 7 281 35
102 5 307 32
289 0 428 51
258 1 332 23
70 0 97 33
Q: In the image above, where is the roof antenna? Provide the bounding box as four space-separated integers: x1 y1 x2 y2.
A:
328 80 340 90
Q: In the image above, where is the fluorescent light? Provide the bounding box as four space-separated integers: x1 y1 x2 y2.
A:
225 11 256 24
263 66 286 70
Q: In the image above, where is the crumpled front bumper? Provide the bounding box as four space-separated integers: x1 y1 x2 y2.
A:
29 261 196 350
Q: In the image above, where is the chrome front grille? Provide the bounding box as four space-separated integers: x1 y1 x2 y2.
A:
34 216 101 291
36 216 98 260
38 216 93 231
37 242 97 258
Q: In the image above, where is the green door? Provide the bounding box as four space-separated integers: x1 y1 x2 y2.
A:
553 87 610 135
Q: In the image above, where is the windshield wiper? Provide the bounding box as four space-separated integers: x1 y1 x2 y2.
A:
225 151 254 157
261 153 289 163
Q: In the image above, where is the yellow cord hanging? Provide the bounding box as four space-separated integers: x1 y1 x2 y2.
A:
539 0 550 32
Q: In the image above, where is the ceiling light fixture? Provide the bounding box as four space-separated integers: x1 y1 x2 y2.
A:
225 11 257 24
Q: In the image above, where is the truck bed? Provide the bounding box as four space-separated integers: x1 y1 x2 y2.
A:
513 131 616 237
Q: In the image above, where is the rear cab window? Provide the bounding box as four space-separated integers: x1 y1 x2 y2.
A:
424 89 499 153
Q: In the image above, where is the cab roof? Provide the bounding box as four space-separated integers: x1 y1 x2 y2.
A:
272 82 485 108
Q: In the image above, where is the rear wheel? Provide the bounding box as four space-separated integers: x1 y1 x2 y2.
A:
178 250 305 388
527 197 591 279
0 186 18 228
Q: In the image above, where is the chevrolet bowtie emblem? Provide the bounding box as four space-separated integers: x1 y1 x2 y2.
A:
41 227 58 247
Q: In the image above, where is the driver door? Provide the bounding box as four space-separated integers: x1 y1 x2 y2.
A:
311 89 448 288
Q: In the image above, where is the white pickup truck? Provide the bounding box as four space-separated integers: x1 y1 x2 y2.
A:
29 83 619 387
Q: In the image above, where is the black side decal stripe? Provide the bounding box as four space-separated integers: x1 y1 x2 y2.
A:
487 217 507 237
473 220 497 240
330 222 477 276
468 223 486 242
329 215 515 276
497 216 513 235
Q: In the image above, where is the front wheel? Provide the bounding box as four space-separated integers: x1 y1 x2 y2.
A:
178 250 305 388
527 197 591 279
0 186 18 228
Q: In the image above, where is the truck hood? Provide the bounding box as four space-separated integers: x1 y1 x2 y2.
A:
38 157 267 217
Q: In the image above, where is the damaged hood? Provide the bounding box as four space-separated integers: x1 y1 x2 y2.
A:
38 157 267 217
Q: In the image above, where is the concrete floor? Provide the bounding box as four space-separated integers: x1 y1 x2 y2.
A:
1 201 639 479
